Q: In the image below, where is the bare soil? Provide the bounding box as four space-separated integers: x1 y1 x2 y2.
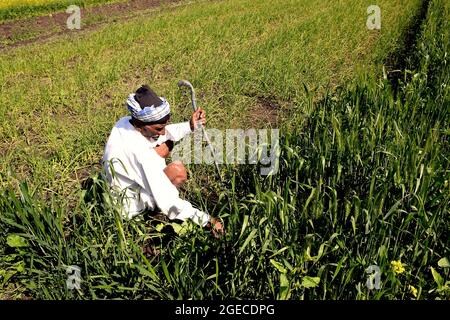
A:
0 0 181 50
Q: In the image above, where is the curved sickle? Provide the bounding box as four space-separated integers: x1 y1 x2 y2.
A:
177 80 222 181
178 80 197 111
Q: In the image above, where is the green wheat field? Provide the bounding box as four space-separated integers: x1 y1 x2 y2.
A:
0 0 448 299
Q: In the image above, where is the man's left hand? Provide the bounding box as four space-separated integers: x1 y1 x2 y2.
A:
190 108 206 131
205 217 225 239
155 140 174 158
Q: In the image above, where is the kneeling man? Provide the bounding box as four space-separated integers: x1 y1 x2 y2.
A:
102 85 223 234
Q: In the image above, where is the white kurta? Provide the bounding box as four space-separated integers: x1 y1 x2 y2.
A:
102 116 210 226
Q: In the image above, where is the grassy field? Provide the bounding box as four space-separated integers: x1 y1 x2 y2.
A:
0 0 424 193
0 0 449 299
0 0 124 21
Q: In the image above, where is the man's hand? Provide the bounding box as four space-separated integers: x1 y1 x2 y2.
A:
190 108 206 131
205 217 225 239
154 140 174 158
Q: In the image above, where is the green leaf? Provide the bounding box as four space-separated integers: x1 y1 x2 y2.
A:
279 273 290 300
14 261 25 273
437 258 450 268
170 223 184 235
431 267 444 288
239 215 249 239
302 276 320 288
2 254 17 262
134 264 158 282
269 246 289 259
239 229 257 255
304 247 315 262
6 235 28 248
270 259 287 274
161 260 172 285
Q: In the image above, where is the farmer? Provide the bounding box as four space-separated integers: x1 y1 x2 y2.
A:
102 84 224 236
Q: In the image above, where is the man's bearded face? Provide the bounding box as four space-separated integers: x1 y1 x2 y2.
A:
140 123 167 140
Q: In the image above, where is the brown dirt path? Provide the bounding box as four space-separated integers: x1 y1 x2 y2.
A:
0 0 181 50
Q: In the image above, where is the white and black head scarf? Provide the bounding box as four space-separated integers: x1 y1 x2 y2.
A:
126 85 170 123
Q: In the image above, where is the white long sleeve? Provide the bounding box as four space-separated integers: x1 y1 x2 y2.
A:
165 122 192 142
153 121 192 145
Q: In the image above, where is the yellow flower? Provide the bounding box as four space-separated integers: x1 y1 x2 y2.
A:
391 260 406 274
408 285 418 298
